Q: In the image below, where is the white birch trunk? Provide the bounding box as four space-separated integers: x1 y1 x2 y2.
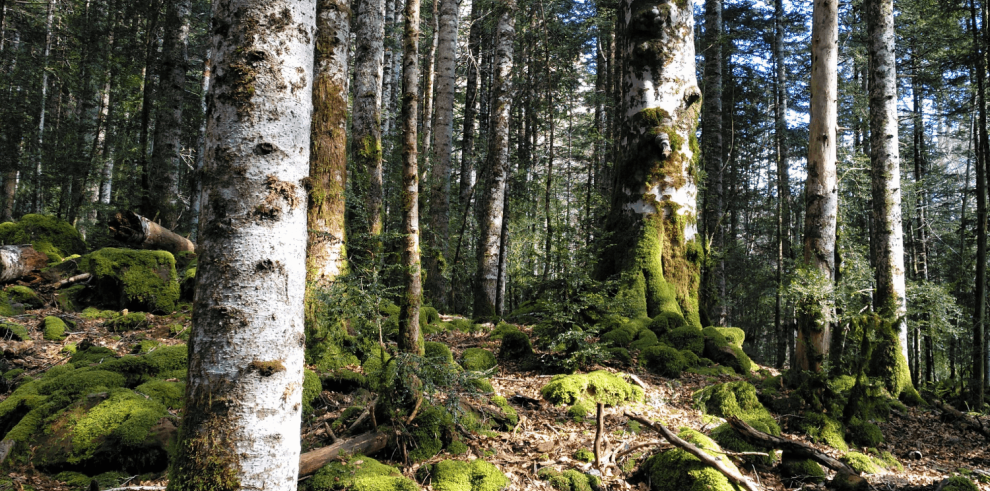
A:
400 0 424 351
169 0 316 488
33 0 55 214
189 49 212 243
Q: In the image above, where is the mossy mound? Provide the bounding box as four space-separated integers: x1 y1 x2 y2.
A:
715 327 745 347
0 291 22 316
629 329 659 351
489 322 519 340
607 347 633 365
574 448 594 462
303 368 322 414
461 348 497 371
81 248 181 314
43 316 68 341
642 428 745 491
177 253 197 302
322 369 367 393
541 370 644 407
800 413 848 451
702 327 752 374
409 405 455 462
603 317 651 347
567 398 596 420
649 311 687 337
710 423 775 466
81 307 121 320
0 214 87 262
641 344 686 378
664 326 704 356
498 330 533 359
134 379 184 409
107 312 150 332
309 455 419 491
694 381 780 435
491 396 519 427
943 476 980 491
426 341 455 365
847 417 883 447
55 284 86 312
841 452 883 475
420 306 441 328
780 457 825 485
537 467 601 491
0 322 30 341
421 459 509 491
7 285 43 309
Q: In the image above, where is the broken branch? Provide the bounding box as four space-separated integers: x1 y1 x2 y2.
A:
725 416 856 474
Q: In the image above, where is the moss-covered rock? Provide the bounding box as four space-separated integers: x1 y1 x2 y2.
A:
642 428 745 491
489 322 519 340
537 467 600 491
321 369 367 393
942 476 980 491
134 380 184 409
498 330 533 359
461 348 497 371
424 459 509 491
82 307 121 320
715 327 745 347
409 404 455 462
800 413 848 451
44 316 68 341
491 395 518 427
541 370 644 406
629 328 659 351
7 285 43 309
309 455 419 491
107 312 149 332
607 347 633 365
574 448 594 462
649 311 687 337
841 452 883 475
694 381 780 436
847 417 883 447
81 248 181 314
56 284 86 312
702 327 752 374
664 326 704 356
641 344 686 378
303 369 322 414
0 214 87 262
0 322 30 341
420 306 441 328
780 457 825 485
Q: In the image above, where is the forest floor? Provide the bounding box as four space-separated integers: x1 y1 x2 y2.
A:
2 308 989 491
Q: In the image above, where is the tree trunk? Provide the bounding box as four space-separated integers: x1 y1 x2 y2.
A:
473 0 516 319
168 1 316 488
797 0 839 373
189 49 212 243
109 211 196 254
351 0 386 244
30 0 56 217
420 0 438 160
147 0 191 229
600 0 702 326
774 0 791 368
308 0 350 284
399 0 424 354
866 0 915 397
0 245 49 283
458 0 483 208
970 0 987 408
701 0 723 327
424 0 457 311
138 2 162 210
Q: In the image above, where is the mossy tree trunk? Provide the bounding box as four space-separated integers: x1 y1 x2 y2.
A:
399 0 424 354
473 0 516 319
308 0 350 284
599 0 702 327
797 0 838 373
866 0 913 391
351 0 385 249
424 0 457 311
168 0 316 488
700 0 723 328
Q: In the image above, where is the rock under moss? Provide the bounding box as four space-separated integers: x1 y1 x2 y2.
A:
642 428 745 491
490 395 519 427
43 316 68 341
7 285 43 309
409 404 455 462
702 326 752 374
649 311 687 337
81 248 181 314
461 348 497 371
943 476 980 491
629 329 659 351
309 455 419 491
537 467 600 491
498 330 533 359
0 214 88 262
0 322 30 341
801 413 848 451
664 326 704 355
710 423 775 466
641 344 686 378
780 456 825 485
56 285 86 312
841 451 883 475
541 370 644 407
134 379 184 410
424 459 509 491
715 327 745 347
694 381 780 435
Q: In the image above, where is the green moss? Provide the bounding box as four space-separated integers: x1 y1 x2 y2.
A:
710 423 775 466
39 368 127 400
64 389 170 463
607 347 633 365
868 448 903 471
490 396 518 427
144 345 188 372
702 327 752 374
56 471 93 489
537 468 600 491
641 344 686 378
7 285 43 308
780 458 825 484
426 341 455 364
602 325 637 347
420 306 441 328
0 214 87 262
309 455 419 491
801 413 848 451
303 369 322 414
665 326 704 355
82 307 121 320
847 417 883 447
106 312 149 332
56 284 85 312
81 248 181 314
860 314 923 405
70 344 118 367
447 440 469 456
135 379 184 409
461 348 497 371
715 327 745 347
831 374 857 393
131 339 162 354
409 404 454 462
841 452 883 475
426 459 509 491
0 322 30 341
574 448 594 462
643 428 744 491
943 476 980 491
498 330 533 359
694 381 780 435
43 316 68 341
650 311 687 337
541 370 644 406
489 322 519 340
567 398 596 420
629 328 659 351
362 346 395 392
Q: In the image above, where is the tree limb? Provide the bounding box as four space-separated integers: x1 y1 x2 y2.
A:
725 416 856 474
298 431 389 477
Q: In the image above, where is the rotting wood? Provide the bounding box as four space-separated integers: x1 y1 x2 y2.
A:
0 245 49 283
298 431 389 477
109 211 196 254
725 416 856 474
934 399 990 439
627 373 650 390
626 412 760 491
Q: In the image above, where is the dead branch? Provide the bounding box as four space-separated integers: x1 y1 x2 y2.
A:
626 412 760 491
594 402 604 469
55 272 92 289
0 245 49 283
109 211 196 254
934 400 990 439
298 431 389 477
725 416 856 474
627 373 650 391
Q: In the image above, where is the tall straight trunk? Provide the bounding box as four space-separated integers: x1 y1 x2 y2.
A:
138 1 163 207
382 0 396 139
601 0 702 326
189 49 212 242
351 0 386 243
31 0 56 216
910 50 932 384
308 0 350 283
147 0 191 228
970 0 988 409
399 0 424 354
473 0 516 319
459 0 482 207
774 0 791 368
797 0 838 373
866 0 916 399
169 0 316 488
424 0 457 310
539 3 555 285
701 0 724 327
71 0 109 223
420 0 439 160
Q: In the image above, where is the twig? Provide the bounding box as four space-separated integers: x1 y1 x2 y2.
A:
725 416 855 474
55 272 91 289
615 441 665 459
347 397 378 435
594 402 604 469
627 373 650 390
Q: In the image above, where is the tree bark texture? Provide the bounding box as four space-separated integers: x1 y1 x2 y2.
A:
459 0 483 207
351 0 386 240
30 0 56 217
0 245 49 283
190 49 213 243
473 0 516 319
969 0 987 408
798 0 838 372
400 0 424 354
420 0 439 160
168 0 316 489
867 0 912 380
308 0 350 284
109 211 196 254
424 0 457 310
147 0 191 228
600 0 703 327
774 0 791 368
701 0 723 326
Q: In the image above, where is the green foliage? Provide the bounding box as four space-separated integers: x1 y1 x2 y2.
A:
640 344 686 378
541 370 644 406
43 316 67 340
784 264 835 331
943 476 980 491
0 214 87 262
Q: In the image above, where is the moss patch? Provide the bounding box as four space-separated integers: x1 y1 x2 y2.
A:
44 316 68 340
702 327 752 374
694 381 780 435
841 452 883 475
106 312 149 332
309 455 418 491
423 459 509 491
541 371 644 407
0 322 30 341
641 344 685 378
801 413 848 451
461 348 497 371
642 428 744 491
303 369 322 414
780 457 825 484
81 248 180 314
491 396 518 427
649 311 687 337
665 326 704 355
489 322 519 340
498 330 533 359
847 417 883 447
7 285 43 308
537 467 600 491
943 476 980 491
0 214 87 262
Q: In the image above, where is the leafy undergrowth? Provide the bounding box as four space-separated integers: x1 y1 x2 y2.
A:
1 306 989 490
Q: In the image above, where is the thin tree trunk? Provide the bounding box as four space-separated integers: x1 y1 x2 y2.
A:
189 49 212 242
539 1 555 285
702 0 723 327
459 0 483 207
169 0 316 488
420 0 439 160
970 0 987 408
351 0 386 244
773 0 790 368
400 0 424 354
30 0 56 216
138 1 163 210
797 0 839 373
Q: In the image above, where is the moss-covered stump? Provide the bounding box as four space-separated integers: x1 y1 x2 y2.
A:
0 214 88 262
537 467 600 491
7 285 43 309
694 381 780 435
942 476 980 491
779 455 825 485
80 248 181 314
498 330 533 359
641 428 745 491
420 459 509 491
541 370 644 407
859 314 924 405
461 348 497 371
641 344 686 378
308 455 419 491
702 327 752 374
43 316 68 340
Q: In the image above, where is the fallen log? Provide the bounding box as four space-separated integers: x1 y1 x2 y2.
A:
934 399 990 439
0 245 49 283
298 431 389 477
109 211 196 254
626 412 760 491
725 416 856 475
